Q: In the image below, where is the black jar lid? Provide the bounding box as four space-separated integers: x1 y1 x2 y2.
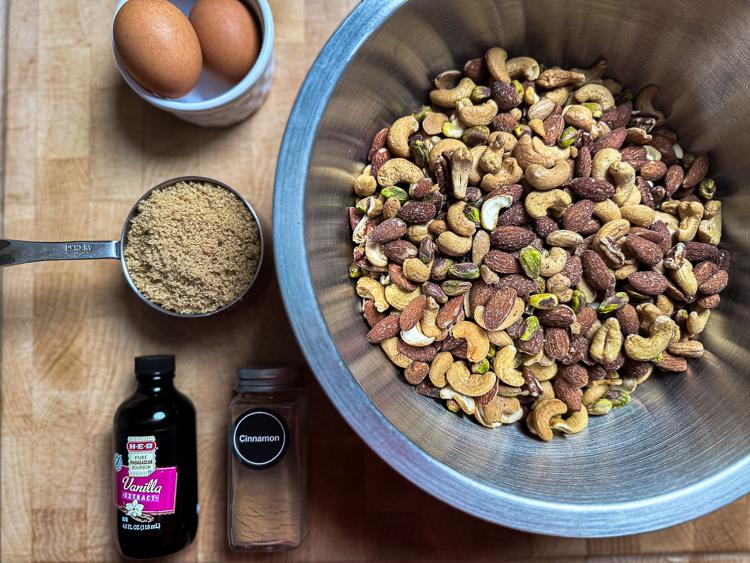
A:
135 355 175 376
235 366 305 392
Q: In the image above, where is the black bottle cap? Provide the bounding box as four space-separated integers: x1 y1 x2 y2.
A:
236 366 304 392
135 355 176 376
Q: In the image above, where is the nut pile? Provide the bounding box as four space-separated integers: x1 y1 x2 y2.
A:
347 49 729 441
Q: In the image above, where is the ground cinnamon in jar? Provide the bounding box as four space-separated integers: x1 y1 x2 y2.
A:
124 180 261 315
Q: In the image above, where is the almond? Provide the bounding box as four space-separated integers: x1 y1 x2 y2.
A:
576 306 598 334
492 113 519 133
648 135 677 166
698 270 728 295
604 350 625 371
415 379 442 398
640 160 667 182
496 203 533 226
495 274 537 301
563 200 595 233
398 340 437 363
696 293 721 309
404 361 429 384
521 367 543 396
575 146 592 178
399 294 426 331
650 221 672 255
370 147 392 177
590 127 626 156
366 314 400 344
587 364 607 381
543 114 565 146
653 351 687 373
389 263 418 292
410 178 435 200
559 255 583 285
363 300 387 328
397 202 437 224
490 226 537 251
537 305 576 328
664 165 684 196
692 261 719 285
558 362 589 386
626 235 663 266
534 216 560 238
614 102 633 130
615 304 640 335
627 271 668 295
620 145 647 171
684 242 721 264
561 335 590 365
382 240 418 264
683 154 709 188
368 128 388 162
571 177 615 201
484 287 517 330
544 327 570 359
475 379 499 406
469 278 496 313
636 176 654 209
483 250 521 274
492 81 521 111
518 324 544 355
582 250 611 290
436 296 464 329
369 218 407 243
553 377 582 411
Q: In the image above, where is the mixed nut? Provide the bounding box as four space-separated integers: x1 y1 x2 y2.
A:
348 48 729 441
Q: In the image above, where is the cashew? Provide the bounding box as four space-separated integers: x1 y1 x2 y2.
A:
480 158 524 191
385 284 422 311
513 134 555 169
544 85 573 106
498 298 525 330
451 147 473 200
472 229 491 266
593 199 621 223
459 99 499 127
429 77 476 108
637 303 663 333
469 146 487 185
677 201 704 243
525 189 572 219
505 57 540 81
480 193 513 231
377 158 423 187
380 337 413 368
571 60 608 86
354 172 377 197
687 306 710 336
669 260 698 298
402 257 433 283
654 211 679 233
525 159 571 190
423 112 449 136
546 230 584 249
591 147 621 180
574 84 615 110
451 321 490 364
537 247 567 278
428 138 467 171
405 223 433 245
634 84 665 127
436 231 473 257
365 239 388 267
422 298 449 341
429 351 453 387
387 116 419 158
526 361 558 381
439 386 476 414
593 218 631 251
610 162 638 207
589 318 623 365
533 137 571 162
624 315 676 361
547 273 573 302
532 399 568 442
400 322 435 347
493 345 525 386
474 405 503 429
619 205 655 228
550 407 588 434
698 200 722 245
486 328 513 347
482 395 522 425
356 277 388 312
485 47 510 83
445 359 493 396
563 104 594 132
479 132 517 174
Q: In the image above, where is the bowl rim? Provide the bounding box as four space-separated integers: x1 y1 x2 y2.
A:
111 0 274 112
273 0 750 537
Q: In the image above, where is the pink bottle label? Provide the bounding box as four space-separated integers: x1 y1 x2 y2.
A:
115 435 178 521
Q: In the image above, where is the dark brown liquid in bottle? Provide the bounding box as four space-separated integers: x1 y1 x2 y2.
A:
113 356 198 559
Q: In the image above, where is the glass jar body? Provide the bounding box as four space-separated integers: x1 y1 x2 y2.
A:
228 388 307 552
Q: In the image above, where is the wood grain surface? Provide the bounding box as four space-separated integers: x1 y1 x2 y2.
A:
1 0 749 561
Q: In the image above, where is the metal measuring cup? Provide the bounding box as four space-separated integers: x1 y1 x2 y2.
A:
0 176 264 317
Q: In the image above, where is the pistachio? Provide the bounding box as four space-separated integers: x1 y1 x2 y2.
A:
410 140 430 168
412 105 431 122
698 178 716 200
570 290 587 313
442 280 473 296
472 358 490 374
588 398 613 415
528 293 559 310
519 247 542 279
349 262 362 279
449 263 481 280
598 292 629 314
520 316 540 341
559 126 579 148
609 390 630 407
381 186 408 204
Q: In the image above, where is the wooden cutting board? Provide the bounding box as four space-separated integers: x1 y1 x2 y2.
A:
1 0 749 561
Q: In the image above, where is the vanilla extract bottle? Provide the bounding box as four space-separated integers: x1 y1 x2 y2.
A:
114 356 198 559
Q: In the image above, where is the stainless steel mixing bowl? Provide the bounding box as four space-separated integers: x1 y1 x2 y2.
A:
274 0 750 536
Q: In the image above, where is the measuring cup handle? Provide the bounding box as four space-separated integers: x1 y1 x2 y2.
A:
0 240 120 266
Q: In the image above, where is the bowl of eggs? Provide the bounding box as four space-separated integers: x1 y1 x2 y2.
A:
112 0 274 126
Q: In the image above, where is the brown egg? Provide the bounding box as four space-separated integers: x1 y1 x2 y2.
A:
114 0 203 99
189 0 262 86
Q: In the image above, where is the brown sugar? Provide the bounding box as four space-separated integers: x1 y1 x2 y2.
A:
124 180 261 315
